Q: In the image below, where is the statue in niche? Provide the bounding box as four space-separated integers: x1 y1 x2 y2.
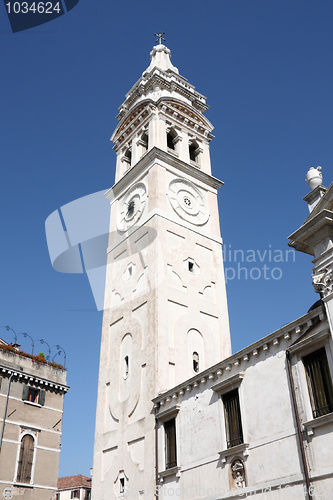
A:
231 459 246 489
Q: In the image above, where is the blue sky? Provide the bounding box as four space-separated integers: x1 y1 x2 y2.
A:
1 0 332 477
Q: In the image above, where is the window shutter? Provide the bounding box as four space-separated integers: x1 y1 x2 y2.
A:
222 389 244 448
164 418 177 469
22 385 29 401
38 389 45 406
17 435 34 483
303 348 333 418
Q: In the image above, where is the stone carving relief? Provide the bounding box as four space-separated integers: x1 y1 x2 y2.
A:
200 282 216 303
231 459 246 489
128 437 145 471
167 264 186 290
312 265 333 298
168 178 209 226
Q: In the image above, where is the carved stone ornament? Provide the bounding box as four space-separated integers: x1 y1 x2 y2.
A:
312 265 333 298
168 178 209 225
231 459 246 489
117 182 147 232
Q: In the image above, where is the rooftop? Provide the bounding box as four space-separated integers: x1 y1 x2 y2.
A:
58 475 91 490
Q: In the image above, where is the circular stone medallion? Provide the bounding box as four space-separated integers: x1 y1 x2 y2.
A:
168 179 209 225
117 182 147 231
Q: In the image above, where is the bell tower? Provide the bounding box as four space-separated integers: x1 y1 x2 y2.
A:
92 41 231 499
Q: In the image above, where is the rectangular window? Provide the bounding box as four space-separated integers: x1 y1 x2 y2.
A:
222 389 244 448
303 347 333 418
22 386 45 406
56 494 60 500
164 418 177 469
70 490 80 499
28 388 38 403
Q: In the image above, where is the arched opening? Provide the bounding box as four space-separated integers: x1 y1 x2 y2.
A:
16 434 34 484
123 147 132 166
141 132 148 152
167 129 177 150
193 351 199 373
189 141 200 163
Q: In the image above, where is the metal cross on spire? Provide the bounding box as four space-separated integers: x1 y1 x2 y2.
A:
155 32 165 45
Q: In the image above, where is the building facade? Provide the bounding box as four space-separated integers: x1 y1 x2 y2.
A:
0 340 69 499
92 42 333 499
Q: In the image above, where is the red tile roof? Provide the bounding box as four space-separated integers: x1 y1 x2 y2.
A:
58 475 91 490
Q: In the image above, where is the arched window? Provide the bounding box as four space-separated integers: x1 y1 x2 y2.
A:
141 132 148 152
16 434 34 484
193 352 199 373
124 148 132 165
189 141 199 163
167 129 177 150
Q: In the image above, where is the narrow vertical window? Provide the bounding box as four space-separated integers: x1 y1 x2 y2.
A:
193 352 199 373
142 132 148 152
189 140 200 164
124 148 132 165
167 130 176 150
120 477 125 493
222 389 244 448
303 347 333 418
189 143 197 162
16 434 34 484
164 418 177 469
124 356 129 379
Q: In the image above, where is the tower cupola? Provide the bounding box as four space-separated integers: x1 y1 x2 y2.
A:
112 43 214 182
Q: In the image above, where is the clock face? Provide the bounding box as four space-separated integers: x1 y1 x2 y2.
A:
168 179 209 225
117 182 147 231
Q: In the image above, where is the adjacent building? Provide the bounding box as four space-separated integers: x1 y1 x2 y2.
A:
92 41 333 499
57 475 91 500
0 339 69 499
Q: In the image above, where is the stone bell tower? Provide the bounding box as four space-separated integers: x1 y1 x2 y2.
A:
92 41 232 499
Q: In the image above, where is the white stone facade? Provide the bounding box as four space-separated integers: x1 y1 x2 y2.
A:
92 43 333 499
154 305 333 499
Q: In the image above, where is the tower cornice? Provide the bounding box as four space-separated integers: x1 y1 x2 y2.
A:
117 64 209 121
112 97 214 152
105 146 223 202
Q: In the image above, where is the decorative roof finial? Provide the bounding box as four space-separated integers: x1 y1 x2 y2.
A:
155 32 165 45
305 166 323 190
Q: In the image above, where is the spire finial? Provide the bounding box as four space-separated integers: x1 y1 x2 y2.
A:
154 32 165 45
